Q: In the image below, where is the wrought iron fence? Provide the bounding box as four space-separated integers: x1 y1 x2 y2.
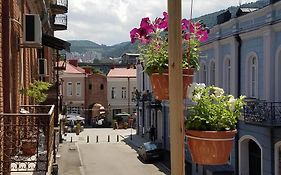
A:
0 105 55 173
243 100 281 126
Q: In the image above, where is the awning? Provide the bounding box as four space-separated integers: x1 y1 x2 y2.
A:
42 33 71 52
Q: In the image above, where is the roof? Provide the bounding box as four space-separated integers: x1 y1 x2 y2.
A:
107 68 136 78
63 61 85 74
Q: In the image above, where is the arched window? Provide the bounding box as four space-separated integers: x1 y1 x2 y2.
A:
224 58 231 94
249 56 258 97
239 135 263 175
200 63 207 84
249 140 261 175
209 61 216 86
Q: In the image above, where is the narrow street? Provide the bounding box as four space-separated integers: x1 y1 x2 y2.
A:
58 128 170 175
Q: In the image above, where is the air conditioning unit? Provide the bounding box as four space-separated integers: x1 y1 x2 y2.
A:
38 58 47 75
23 14 42 46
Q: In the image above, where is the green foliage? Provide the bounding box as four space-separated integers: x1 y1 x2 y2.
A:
140 33 169 75
20 81 52 104
186 84 245 131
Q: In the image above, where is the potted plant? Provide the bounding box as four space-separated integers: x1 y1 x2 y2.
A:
20 80 52 104
130 12 208 100
19 81 51 156
185 83 245 165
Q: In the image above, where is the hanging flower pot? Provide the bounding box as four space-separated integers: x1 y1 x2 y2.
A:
186 129 237 165
150 68 194 100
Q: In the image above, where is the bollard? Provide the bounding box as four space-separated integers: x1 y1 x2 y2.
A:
117 135 119 142
70 137 72 143
96 136 98 143
108 135 110 142
87 136 89 143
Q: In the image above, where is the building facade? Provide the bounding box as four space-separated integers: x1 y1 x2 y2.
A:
0 0 69 174
193 1 281 174
61 60 86 115
107 68 137 121
85 73 108 124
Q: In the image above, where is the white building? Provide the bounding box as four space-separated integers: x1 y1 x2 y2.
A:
60 60 86 115
107 68 137 120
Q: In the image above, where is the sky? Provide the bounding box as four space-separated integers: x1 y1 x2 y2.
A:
55 0 259 46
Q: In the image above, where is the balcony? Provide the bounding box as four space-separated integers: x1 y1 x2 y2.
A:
51 0 68 14
242 99 281 127
0 105 55 174
53 14 67 31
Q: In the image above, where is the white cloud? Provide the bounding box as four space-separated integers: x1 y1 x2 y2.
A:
55 0 259 45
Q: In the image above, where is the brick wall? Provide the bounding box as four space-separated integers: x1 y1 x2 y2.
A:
85 74 108 123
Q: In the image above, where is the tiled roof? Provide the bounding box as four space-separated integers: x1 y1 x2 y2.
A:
107 68 136 78
63 61 85 74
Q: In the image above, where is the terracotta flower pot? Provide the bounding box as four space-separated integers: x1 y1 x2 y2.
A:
150 68 194 100
22 140 37 156
186 129 237 165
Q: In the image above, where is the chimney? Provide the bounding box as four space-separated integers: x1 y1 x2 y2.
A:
69 59 78 67
84 67 92 74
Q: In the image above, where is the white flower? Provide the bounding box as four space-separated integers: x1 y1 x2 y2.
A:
197 83 206 89
228 95 237 111
188 82 197 99
193 93 201 100
213 87 224 97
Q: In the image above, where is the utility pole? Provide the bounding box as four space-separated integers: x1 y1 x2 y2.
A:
168 1 185 175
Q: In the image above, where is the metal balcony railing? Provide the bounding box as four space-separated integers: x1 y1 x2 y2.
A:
242 100 281 127
0 105 55 173
53 14 67 31
51 0 68 14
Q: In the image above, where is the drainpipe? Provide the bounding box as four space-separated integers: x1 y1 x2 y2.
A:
271 128 274 175
141 63 145 137
235 34 241 175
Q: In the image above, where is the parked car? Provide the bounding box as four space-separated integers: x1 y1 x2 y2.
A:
137 142 163 162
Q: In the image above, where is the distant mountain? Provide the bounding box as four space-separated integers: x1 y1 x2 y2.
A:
68 0 268 60
68 40 138 59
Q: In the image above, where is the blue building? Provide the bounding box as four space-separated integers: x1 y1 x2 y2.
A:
194 1 281 174
136 1 281 174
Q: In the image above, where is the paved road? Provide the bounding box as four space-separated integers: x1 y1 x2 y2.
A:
58 128 169 175
78 142 168 175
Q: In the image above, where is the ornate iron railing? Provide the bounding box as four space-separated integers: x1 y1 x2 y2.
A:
0 105 55 173
55 0 68 8
242 100 281 127
53 14 67 30
51 0 68 14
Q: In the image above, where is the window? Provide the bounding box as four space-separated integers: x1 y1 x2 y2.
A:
210 61 215 86
100 84 104 90
249 56 258 97
111 87 116 99
76 82 81 96
122 87 127 99
249 140 261 175
200 63 207 84
67 82 73 96
224 59 231 94
89 84 92 90
132 87 137 101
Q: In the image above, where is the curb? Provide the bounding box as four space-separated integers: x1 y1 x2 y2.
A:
76 143 85 175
